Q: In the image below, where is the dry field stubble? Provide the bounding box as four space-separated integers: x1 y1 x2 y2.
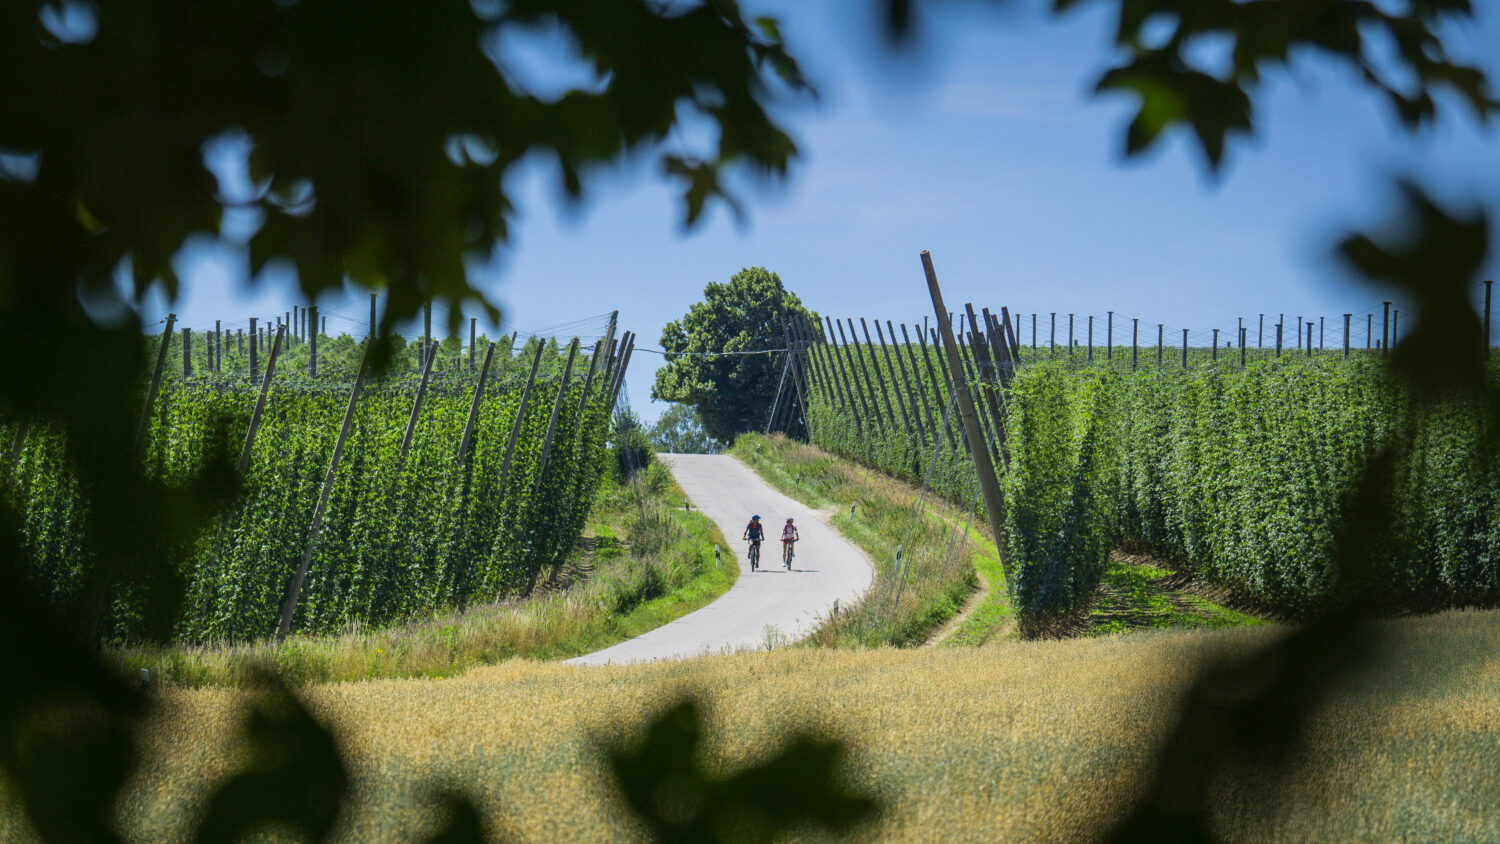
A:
62 609 1498 842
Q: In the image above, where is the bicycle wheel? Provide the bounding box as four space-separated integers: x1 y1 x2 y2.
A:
784 543 792 569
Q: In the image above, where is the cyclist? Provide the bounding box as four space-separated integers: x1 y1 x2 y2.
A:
781 518 799 569
743 514 764 570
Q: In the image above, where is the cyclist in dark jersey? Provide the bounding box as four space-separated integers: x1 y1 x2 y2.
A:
743 515 764 566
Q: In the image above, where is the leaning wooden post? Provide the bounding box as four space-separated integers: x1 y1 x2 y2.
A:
496 340 548 492
597 314 620 391
276 341 372 642
921 251 1012 589
369 293 377 339
1307 322 1315 358
607 336 635 413
793 318 828 414
825 317 869 435
880 319 924 445
898 323 940 449
764 353 791 435
794 317 834 408
134 314 177 459
1240 328 1248 367
915 327 959 452
999 306 1022 363
1087 315 1094 361
182 328 192 379
1049 313 1056 356
984 310 1013 388
965 306 1008 438
573 339 604 414
535 339 580 480
605 331 634 407
782 321 812 440
416 302 430 368
838 319 886 436
239 325 286 475
456 342 498 465
1106 311 1114 362
817 317 864 436
1212 329 1219 361
398 340 439 465
870 319 915 441
1068 313 1075 356
249 316 259 382
308 305 318 377
860 318 906 439
1182 329 1189 367
1481 280 1492 357
1131 318 1139 370
1381 301 1391 356
1157 324 1164 366
958 331 1004 464
469 318 477 371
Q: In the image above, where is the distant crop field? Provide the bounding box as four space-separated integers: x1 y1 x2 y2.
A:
18 609 1491 842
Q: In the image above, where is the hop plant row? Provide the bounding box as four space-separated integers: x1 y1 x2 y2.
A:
7 349 614 644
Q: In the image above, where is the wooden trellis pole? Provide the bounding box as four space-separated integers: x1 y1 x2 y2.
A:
921 252 1011 588
820 317 865 435
957 329 1003 464
814 317 862 434
276 340 372 643
916 327 960 452
535 339 580 479
575 339 603 415
782 321 811 439
607 334 635 413
871 319 916 441
836 318 886 436
398 340 438 465
897 322 939 450
860 318 906 439
249 317 259 381
497 339 547 491
238 324 286 475
457 342 498 465
134 314 176 459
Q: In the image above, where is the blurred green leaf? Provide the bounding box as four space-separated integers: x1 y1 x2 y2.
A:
193 669 349 842
606 695 880 843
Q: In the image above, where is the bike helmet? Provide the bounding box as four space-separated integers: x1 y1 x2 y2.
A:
751 514 760 520
786 517 794 523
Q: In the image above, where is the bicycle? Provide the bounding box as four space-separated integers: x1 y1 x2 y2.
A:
782 541 794 570
748 541 760 571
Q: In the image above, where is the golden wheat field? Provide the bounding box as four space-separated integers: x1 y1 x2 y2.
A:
9 610 1498 842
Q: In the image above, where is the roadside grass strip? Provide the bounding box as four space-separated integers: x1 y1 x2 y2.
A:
114 466 736 687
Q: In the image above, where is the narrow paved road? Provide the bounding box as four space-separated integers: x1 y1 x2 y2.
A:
569 453 874 665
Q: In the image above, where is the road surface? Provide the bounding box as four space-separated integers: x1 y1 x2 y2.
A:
569 453 874 665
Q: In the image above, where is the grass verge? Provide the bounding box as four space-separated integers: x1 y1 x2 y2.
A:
731 433 984 647
1083 550 1265 636
113 460 735 687
938 519 1014 645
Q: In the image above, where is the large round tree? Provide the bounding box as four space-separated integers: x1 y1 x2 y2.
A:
652 267 816 443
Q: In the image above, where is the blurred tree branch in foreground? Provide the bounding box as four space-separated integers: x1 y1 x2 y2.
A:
0 0 1495 841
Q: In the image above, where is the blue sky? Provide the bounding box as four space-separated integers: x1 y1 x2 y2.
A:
152 0 1500 422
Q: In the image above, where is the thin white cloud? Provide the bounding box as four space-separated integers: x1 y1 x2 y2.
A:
930 79 1088 120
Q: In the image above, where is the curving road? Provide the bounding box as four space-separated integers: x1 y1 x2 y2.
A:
568 453 874 665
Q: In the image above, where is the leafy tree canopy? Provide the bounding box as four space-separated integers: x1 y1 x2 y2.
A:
652 267 815 443
648 403 725 455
